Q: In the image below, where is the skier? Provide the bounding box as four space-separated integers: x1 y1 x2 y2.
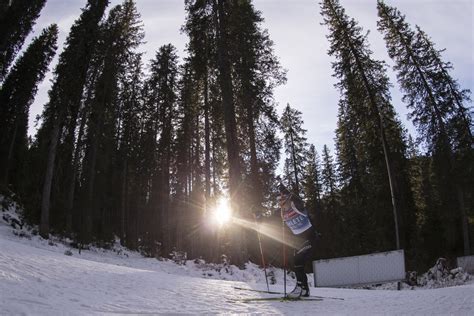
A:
278 183 315 299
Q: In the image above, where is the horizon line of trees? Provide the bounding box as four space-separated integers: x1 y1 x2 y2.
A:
0 0 472 272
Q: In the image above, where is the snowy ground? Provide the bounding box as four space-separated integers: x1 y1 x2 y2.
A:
1 201 474 315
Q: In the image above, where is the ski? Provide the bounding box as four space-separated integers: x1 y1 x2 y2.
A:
229 296 323 303
233 286 344 300
233 286 282 295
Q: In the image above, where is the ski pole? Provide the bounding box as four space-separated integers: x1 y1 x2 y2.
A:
254 214 270 292
282 210 287 297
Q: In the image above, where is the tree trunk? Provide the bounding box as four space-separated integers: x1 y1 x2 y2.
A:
3 118 18 186
242 68 261 209
121 159 128 244
214 0 244 265
83 98 104 243
40 118 61 239
204 39 212 201
65 100 89 235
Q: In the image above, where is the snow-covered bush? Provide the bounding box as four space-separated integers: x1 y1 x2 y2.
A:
1 194 23 228
418 258 471 288
170 248 187 265
2 212 23 230
137 234 162 258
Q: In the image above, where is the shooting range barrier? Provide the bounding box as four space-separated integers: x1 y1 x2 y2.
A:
313 249 406 287
457 255 474 274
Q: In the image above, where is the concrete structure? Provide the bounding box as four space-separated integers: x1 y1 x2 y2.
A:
313 250 406 287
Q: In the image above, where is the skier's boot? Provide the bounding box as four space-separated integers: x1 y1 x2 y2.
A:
286 282 303 299
301 285 310 297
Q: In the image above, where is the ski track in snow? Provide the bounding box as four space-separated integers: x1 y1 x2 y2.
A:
1 222 474 315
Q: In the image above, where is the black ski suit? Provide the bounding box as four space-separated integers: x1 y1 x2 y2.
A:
280 192 315 289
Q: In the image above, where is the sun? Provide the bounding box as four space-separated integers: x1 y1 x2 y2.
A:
213 198 232 226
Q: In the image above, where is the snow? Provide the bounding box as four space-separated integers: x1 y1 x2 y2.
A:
1 199 474 315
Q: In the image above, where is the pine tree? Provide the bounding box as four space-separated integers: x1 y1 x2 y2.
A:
183 0 215 202
212 0 246 265
183 0 285 264
229 1 285 224
335 96 370 253
182 0 221 259
173 61 199 254
213 0 241 199
115 52 144 248
321 145 337 203
145 44 179 255
406 135 442 267
35 0 108 238
0 0 46 81
280 103 308 195
377 0 472 255
0 24 58 191
79 0 144 242
321 0 414 251
303 144 322 217
318 144 341 257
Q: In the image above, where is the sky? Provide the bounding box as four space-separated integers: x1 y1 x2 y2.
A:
26 0 473 153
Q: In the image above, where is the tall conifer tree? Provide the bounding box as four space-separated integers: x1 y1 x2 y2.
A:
377 0 472 255
183 0 215 202
321 145 337 204
303 144 322 216
212 0 246 265
228 0 285 211
281 104 308 195
320 0 414 251
115 53 144 248
319 144 341 256
145 44 179 254
0 0 46 81
36 0 108 238
0 24 58 190
213 0 241 204
79 0 143 242
182 0 285 264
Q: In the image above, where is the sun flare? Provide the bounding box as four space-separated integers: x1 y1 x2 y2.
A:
214 198 232 225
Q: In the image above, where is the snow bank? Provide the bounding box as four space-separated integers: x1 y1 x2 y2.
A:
0 194 471 291
0 194 298 288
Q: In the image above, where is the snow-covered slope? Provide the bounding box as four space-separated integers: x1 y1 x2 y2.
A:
1 206 474 315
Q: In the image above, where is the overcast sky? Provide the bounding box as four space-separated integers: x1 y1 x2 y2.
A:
27 0 473 152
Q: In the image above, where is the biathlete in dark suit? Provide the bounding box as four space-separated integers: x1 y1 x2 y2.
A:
278 183 316 298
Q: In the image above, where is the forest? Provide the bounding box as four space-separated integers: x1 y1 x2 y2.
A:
0 0 472 272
